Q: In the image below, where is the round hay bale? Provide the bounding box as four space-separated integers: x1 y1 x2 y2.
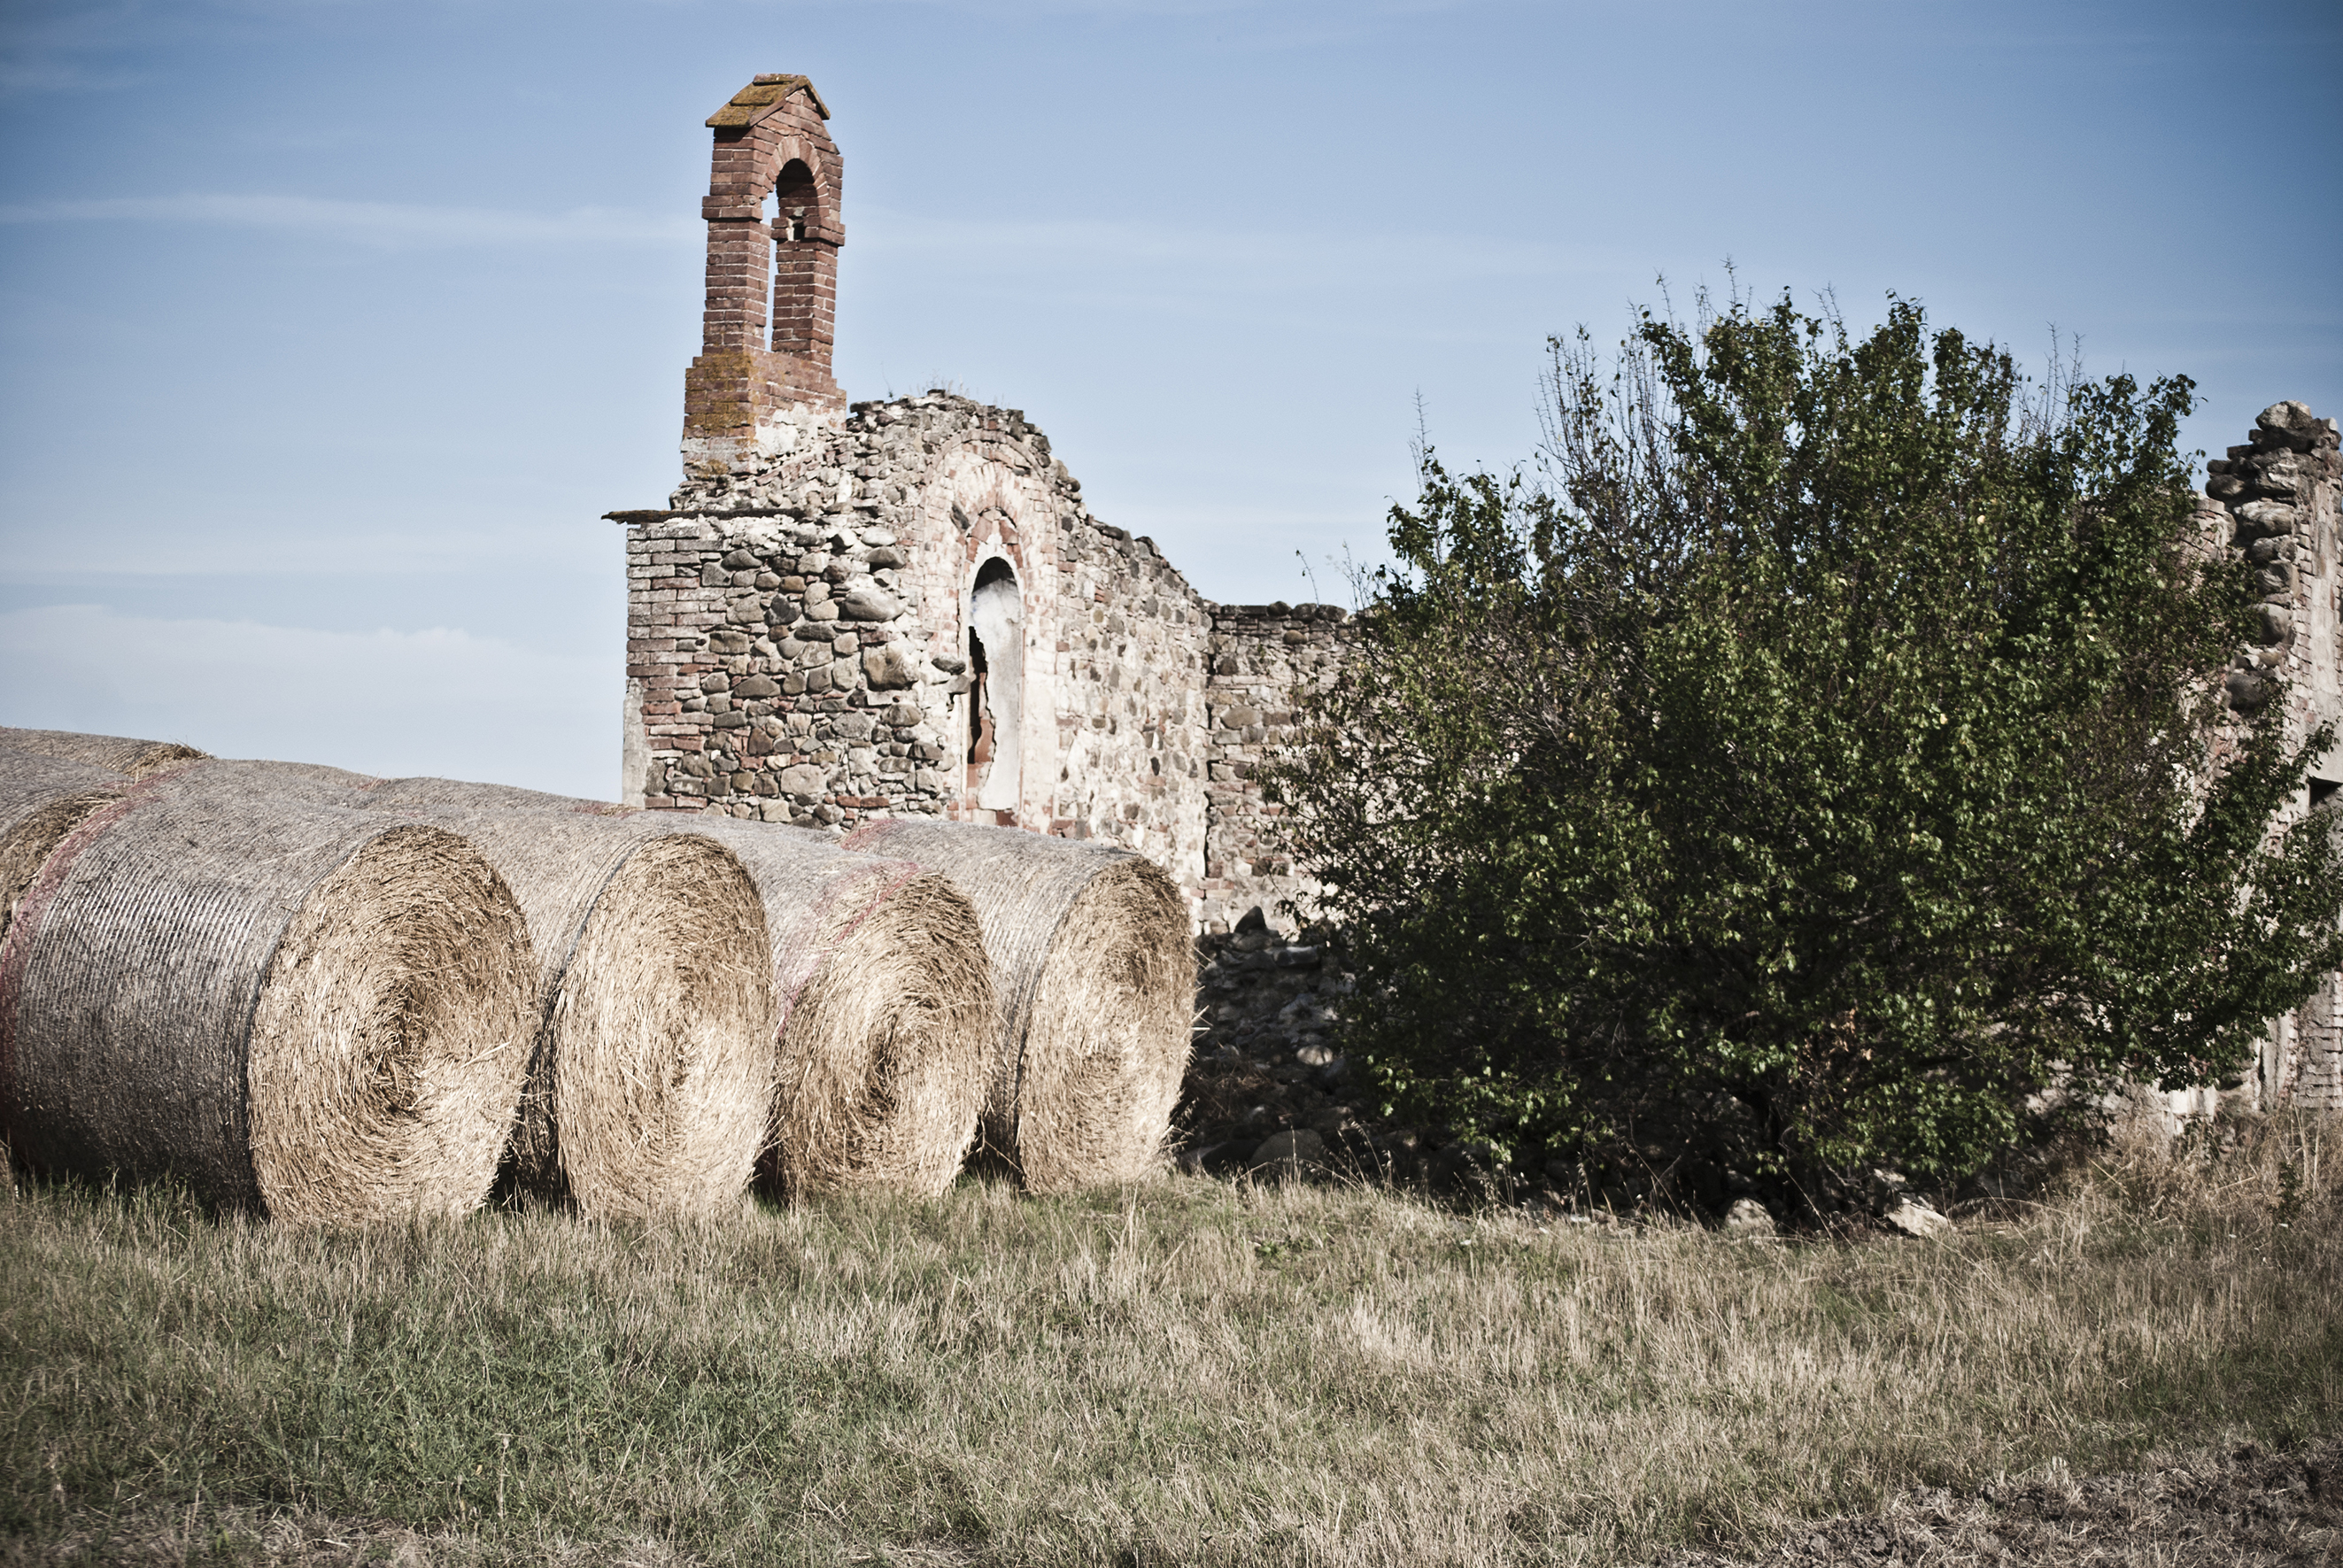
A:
321 776 994 1201
693 819 994 1200
0 726 207 779
364 776 631 814
332 785 777 1219
191 757 385 804
0 749 129 949
0 769 537 1220
842 820 1194 1193
514 830 774 1218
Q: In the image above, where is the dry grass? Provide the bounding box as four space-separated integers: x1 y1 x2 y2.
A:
0 1115 2334 1566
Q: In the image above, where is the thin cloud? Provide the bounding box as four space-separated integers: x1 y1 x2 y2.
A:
0 193 692 249
855 208 1628 290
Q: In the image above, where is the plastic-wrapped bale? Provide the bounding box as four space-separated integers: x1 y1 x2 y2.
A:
1 748 131 948
356 778 997 1201
842 819 1193 1193
0 726 206 779
0 766 537 1221
295 776 777 1220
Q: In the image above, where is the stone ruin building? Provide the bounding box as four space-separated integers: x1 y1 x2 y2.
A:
608 73 2340 1119
609 73 1346 939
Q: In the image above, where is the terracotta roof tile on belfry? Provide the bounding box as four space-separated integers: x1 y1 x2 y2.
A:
707 74 829 128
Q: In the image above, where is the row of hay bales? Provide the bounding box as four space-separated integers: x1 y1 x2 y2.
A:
0 727 1192 1222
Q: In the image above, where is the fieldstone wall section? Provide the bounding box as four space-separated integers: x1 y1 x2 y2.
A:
619 392 1215 906
1202 604 1353 934
2200 401 2343 1116
1052 516 1211 877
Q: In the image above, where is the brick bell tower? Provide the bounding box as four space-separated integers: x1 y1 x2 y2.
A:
681 74 845 474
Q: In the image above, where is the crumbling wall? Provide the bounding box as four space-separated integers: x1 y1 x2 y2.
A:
1200 602 1352 934
622 503 952 826
1051 518 1210 882
620 391 1210 908
2200 399 2343 1115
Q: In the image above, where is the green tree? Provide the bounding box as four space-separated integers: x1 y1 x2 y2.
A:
1272 293 2343 1210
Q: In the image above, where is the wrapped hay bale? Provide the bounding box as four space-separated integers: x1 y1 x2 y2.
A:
352 778 995 1201
1 749 129 947
314 778 779 1219
842 819 1193 1193
0 766 537 1220
0 726 206 779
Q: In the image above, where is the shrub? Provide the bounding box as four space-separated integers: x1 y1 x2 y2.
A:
1270 292 2343 1211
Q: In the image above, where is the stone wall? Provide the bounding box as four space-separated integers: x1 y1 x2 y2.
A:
619 390 1213 908
621 501 958 829
1050 515 1210 879
2200 400 2343 1116
1200 602 1353 934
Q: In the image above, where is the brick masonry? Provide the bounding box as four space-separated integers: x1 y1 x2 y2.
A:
684 74 845 474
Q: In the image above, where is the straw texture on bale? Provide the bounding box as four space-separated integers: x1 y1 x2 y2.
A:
188 757 385 806
0 749 129 949
843 820 1194 1193
363 777 631 814
341 779 994 1200
694 815 994 1201
243 768 992 1201
0 766 537 1220
0 726 207 779
343 780 776 1218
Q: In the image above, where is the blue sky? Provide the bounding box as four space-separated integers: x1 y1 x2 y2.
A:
3 0 2337 798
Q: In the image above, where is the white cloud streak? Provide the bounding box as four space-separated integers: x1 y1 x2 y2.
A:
0 193 692 249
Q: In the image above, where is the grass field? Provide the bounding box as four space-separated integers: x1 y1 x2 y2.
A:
2 1116 2335 1566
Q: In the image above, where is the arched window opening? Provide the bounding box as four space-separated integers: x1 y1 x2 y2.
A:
773 158 817 227
966 630 993 769
770 158 821 353
967 559 1022 812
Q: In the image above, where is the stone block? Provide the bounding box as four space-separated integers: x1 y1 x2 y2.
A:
2236 500 2299 538
777 763 829 798
863 645 917 688
839 587 902 621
